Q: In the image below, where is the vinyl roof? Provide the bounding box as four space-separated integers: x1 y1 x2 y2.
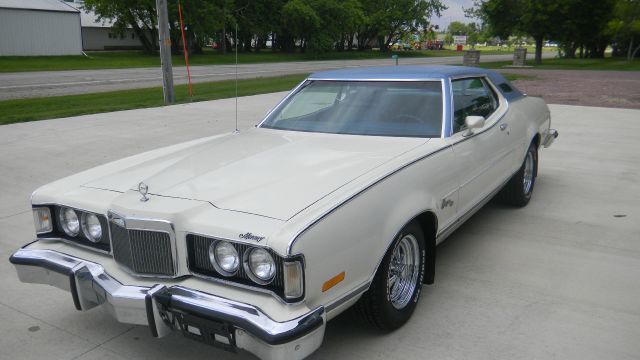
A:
308 65 493 81
0 0 79 13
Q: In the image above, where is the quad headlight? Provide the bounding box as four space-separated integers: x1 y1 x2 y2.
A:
209 241 240 275
59 207 80 237
188 235 305 301
81 213 102 243
245 247 276 284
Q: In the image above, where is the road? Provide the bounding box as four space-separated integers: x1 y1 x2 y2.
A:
0 94 639 359
0 53 543 100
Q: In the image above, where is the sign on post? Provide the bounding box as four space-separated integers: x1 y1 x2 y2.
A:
453 36 467 45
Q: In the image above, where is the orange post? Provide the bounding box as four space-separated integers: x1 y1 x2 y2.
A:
178 1 192 97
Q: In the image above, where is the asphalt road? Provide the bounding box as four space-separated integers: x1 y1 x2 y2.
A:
0 53 535 100
1 95 638 359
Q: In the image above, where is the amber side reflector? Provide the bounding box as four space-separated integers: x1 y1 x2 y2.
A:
322 271 345 292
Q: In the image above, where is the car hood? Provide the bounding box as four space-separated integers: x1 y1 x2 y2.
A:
83 128 427 220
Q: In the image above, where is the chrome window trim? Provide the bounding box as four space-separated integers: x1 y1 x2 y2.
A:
185 232 306 305
257 79 309 128
446 75 510 142
107 211 181 278
305 77 445 81
257 78 447 139
32 203 112 255
440 79 450 138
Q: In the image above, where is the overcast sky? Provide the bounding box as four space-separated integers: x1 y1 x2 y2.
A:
432 0 476 29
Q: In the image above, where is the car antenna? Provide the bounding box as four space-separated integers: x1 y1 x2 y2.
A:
234 21 239 134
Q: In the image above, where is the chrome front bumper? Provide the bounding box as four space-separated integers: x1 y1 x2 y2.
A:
542 128 559 148
10 248 325 360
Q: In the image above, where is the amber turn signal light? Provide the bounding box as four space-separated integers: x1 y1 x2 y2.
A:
322 271 345 292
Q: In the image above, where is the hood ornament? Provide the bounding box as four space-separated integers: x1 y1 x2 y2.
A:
138 182 149 202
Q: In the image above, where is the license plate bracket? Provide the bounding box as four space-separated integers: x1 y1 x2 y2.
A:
171 310 237 352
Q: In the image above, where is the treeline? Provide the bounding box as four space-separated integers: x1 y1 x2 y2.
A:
83 0 445 55
468 0 640 63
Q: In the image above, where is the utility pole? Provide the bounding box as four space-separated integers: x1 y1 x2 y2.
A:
156 0 174 104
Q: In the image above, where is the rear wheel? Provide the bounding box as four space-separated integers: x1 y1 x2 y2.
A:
354 222 426 330
499 142 538 207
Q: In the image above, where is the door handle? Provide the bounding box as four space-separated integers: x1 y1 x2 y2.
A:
500 123 508 131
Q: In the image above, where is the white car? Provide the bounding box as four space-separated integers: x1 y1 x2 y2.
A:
11 66 558 359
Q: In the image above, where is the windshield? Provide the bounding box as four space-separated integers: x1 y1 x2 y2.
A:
260 80 443 138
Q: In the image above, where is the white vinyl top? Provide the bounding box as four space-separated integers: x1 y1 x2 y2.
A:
0 0 79 13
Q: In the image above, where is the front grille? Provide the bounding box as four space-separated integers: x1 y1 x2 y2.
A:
187 234 284 294
110 222 175 276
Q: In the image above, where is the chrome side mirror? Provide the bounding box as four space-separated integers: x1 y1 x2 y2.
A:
463 116 485 137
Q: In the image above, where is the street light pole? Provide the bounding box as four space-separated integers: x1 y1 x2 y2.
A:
156 0 174 104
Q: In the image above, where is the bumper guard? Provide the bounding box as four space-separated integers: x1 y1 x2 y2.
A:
10 248 325 360
542 128 559 148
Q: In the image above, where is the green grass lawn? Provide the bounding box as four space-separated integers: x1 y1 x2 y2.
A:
0 74 308 125
0 69 539 126
480 57 640 71
0 48 511 73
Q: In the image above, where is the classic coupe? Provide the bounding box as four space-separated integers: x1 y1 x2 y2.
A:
11 66 557 359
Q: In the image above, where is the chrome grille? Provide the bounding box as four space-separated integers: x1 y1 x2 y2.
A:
110 221 175 276
188 234 284 290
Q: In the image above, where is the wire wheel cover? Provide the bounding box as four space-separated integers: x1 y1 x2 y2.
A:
387 234 421 310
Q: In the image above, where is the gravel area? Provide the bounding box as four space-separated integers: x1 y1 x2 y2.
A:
502 69 640 109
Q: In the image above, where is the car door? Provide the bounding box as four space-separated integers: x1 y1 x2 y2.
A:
446 77 514 216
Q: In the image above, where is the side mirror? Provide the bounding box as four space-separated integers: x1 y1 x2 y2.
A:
463 116 485 137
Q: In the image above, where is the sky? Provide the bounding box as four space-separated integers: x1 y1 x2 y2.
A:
432 0 476 29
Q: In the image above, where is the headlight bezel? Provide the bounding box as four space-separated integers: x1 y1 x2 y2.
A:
209 240 240 276
244 247 277 285
81 212 103 243
33 204 110 253
59 207 80 237
187 234 306 303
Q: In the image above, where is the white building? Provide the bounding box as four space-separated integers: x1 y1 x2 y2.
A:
79 10 143 51
0 0 82 56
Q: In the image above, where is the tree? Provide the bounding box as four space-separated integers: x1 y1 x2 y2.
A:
84 0 227 55
469 0 617 62
280 0 320 52
478 0 565 64
554 0 616 58
609 0 640 60
447 21 468 36
356 0 445 51
83 0 159 54
84 0 449 55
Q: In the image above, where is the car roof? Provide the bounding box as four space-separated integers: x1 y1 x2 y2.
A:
307 65 525 102
308 65 493 81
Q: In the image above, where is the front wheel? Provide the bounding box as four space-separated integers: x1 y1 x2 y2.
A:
499 142 538 207
354 222 426 330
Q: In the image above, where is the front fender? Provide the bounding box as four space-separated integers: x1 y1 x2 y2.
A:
288 145 457 317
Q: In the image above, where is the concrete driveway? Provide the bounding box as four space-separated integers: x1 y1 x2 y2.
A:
0 94 639 360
